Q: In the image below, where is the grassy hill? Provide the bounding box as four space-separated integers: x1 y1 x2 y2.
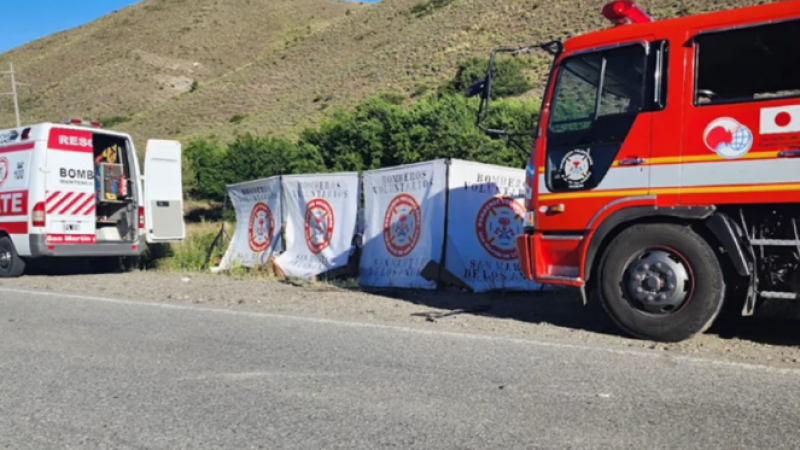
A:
0 0 773 144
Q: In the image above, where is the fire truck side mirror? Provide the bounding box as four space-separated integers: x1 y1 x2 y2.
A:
465 78 487 99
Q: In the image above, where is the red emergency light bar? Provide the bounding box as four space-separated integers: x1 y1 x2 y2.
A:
63 118 102 128
602 1 653 25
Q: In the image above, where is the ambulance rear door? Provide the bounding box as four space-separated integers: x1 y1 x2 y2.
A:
144 139 185 243
44 127 96 245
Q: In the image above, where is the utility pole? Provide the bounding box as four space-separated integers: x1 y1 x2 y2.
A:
0 62 28 128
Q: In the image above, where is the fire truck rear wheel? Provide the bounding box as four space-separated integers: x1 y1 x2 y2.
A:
598 223 725 342
0 236 25 278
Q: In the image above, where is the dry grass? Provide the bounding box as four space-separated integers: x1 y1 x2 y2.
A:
142 220 229 272
0 0 775 144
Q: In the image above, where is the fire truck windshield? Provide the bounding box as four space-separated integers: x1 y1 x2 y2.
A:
547 43 646 147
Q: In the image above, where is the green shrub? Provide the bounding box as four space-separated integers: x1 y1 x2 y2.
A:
446 56 534 98
184 92 540 202
184 138 227 201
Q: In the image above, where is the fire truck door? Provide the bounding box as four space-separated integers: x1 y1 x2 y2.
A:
538 41 654 232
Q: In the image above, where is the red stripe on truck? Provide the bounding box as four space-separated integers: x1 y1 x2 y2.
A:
0 222 28 234
46 191 94 216
47 192 74 214
74 195 95 216
0 142 35 153
58 195 83 215
47 128 93 153
0 191 28 216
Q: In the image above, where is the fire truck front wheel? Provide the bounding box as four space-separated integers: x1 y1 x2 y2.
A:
0 236 25 278
598 223 725 343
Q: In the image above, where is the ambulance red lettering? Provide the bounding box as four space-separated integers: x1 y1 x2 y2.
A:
0 191 28 216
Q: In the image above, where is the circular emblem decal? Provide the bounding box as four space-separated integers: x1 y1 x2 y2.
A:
383 194 422 258
248 202 275 253
0 158 8 188
304 198 335 255
704 117 753 159
560 149 593 187
475 197 525 261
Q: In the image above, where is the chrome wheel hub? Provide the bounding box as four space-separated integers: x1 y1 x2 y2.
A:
0 250 10 270
625 250 691 314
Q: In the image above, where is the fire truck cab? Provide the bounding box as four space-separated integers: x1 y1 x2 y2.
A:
0 120 185 276
472 0 800 342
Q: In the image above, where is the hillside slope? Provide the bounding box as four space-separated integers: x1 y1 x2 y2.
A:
0 0 355 129
0 0 774 143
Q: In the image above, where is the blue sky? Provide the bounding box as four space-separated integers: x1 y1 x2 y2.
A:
0 0 381 54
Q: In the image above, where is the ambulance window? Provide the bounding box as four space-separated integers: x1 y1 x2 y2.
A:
548 44 646 142
695 19 800 105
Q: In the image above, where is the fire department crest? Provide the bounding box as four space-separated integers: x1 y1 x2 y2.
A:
383 194 422 258
304 198 335 255
248 202 275 253
0 158 8 188
560 149 593 188
475 197 525 261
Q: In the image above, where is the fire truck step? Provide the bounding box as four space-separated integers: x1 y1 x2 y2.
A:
749 239 800 247
759 291 798 300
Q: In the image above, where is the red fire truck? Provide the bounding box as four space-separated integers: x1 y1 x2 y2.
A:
469 0 800 342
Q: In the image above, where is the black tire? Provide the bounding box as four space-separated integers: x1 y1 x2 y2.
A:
598 223 725 342
0 236 25 278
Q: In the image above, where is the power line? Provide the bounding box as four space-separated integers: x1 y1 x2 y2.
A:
0 62 29 128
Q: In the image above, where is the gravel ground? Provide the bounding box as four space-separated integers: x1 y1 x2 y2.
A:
3 270 800 368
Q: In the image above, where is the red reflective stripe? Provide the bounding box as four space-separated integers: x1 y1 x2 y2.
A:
46 191 61 204
47 192 74 214
74 195 94 216
58 192 87 215
0 222 28 234
0 142 35 153
80 203 95 216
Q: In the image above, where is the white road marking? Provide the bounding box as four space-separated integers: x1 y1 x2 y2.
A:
2 286 799 376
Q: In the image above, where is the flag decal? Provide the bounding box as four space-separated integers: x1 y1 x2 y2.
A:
760 105 800 134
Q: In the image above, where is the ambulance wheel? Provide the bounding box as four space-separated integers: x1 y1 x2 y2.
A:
598 223 725 343
0 236 25 278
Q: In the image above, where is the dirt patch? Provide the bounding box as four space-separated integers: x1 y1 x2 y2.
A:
2 271 800 368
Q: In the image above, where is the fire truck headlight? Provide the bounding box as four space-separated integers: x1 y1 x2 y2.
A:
524 211 536 232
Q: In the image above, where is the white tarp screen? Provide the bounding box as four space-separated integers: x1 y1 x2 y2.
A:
218 177 283 269
359 160 447 289
445 159 542 292
274 173 360 279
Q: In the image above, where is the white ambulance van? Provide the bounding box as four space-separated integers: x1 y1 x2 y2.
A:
0 119 185 277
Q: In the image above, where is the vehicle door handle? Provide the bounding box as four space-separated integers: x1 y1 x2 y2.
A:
778 149 800 158
618 158 645 166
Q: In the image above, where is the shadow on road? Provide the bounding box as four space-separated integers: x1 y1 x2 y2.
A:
362 286 800 348
362 286 625 337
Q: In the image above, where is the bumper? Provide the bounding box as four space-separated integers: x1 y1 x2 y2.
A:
29 235 145 258
515 232 584 287
516 233 536 281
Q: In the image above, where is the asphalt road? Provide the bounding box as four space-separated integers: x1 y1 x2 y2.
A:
1 289 800 450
